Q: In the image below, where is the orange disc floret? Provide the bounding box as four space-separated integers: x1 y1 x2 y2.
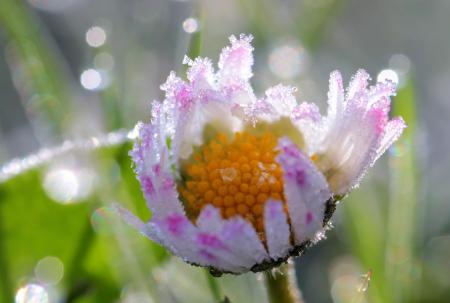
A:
178 131 287 237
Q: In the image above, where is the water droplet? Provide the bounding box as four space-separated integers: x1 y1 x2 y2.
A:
377 69 399 85
182 18 199 33
15 284 48 303
358 270 372 292
35 256 64 285
219 167 237 183
86 26 107 48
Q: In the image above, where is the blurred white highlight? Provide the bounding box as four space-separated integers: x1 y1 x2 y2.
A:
43 167 95 204
389 54 411 75
377 69 399 85
269 42 307 79
15 284 49 303
182 18 199 33
35 256 64 285
86 26 107 48
80 69 102 90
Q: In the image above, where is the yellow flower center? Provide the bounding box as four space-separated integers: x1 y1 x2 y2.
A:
178 131 287 235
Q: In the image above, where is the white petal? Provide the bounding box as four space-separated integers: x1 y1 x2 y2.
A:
220 217 269 265
264 200 292 259
153 212 209 266
347 69 370 101
195 231 250 273
195 206 268 272
218 34 254 82
373 116 407 164
292 102 325 154
327 70 345 121
277 138 331 244
196 205 224 232
196 206 252 271
264 84 298 118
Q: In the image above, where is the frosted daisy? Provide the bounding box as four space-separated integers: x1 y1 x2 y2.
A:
114 34 405 275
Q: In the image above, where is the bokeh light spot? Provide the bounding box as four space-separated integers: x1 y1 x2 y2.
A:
43 167 95 204
182 18 199 33
15 284 49 303
389 54 411 75
35 256 64 285
80 69 102 90
85 26 107 48
269 42 307 79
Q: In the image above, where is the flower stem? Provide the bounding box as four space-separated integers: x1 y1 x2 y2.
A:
204 269 222 302
264 263 304 303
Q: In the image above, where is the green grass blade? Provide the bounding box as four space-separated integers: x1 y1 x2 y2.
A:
384 78 419 302
0 0 72 137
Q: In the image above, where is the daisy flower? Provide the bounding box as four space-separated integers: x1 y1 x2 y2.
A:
114 34 405 275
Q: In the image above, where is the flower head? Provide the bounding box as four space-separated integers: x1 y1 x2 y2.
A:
115 34 405 275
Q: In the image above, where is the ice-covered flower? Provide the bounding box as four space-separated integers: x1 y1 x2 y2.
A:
114 34 405 275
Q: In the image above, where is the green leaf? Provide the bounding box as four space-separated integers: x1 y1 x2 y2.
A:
384 79 419 301
0 143 169 302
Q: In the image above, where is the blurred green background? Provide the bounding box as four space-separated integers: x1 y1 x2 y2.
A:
0 0 449 302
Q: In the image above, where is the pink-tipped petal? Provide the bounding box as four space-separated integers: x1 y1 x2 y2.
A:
264 84 298 118
154 212 211 266
218 34 254 82
373 116 407 164
184 56 215 92
195 206 264 271
292 102 321 122
347 69 370 101
217 34 257 108
277 138 331 244
327 70 345 120
130 101 188 217
264 200 292 259
367 81 397 108
196 205 224 232
195 232 249 272
112 204 162 244
195 234 252 272
160 72 193 109
220 217 269 265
